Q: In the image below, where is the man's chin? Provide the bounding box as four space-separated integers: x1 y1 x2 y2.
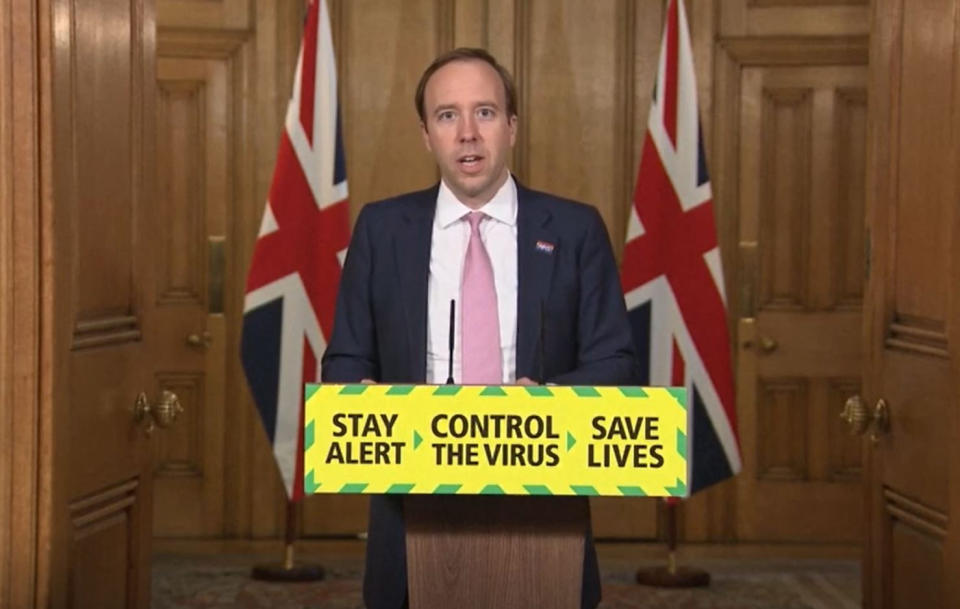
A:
448 178 493 201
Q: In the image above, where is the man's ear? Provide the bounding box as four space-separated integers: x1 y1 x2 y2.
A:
420 121 432 152
508 115 518 147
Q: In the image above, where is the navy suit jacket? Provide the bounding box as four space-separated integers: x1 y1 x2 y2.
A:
321 182 640 609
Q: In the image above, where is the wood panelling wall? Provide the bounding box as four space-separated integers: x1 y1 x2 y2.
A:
0 2 43 606
152 0 871 543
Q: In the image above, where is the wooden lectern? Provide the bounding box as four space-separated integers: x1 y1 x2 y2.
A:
404 495 589 609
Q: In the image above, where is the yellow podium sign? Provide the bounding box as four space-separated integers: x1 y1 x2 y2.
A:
303 384 688 497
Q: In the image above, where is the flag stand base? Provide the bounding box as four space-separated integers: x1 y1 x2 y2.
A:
636 503 710 588
251 502 325 582
251 543 325 582
250 544 324 582
251 565 325 582
636 556 710 588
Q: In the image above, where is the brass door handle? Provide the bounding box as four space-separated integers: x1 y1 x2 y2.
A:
840 395 889 443
132 390 184 435
742 335 778 353
186 331 213 349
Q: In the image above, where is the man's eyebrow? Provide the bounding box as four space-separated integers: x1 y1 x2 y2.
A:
431 100 502 115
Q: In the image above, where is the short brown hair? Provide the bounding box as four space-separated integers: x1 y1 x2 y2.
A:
415 48 518 123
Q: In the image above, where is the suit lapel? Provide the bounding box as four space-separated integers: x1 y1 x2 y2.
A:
516 184 557 381
394 186 437 383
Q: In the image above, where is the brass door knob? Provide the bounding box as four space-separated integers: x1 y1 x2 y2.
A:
132 390 184 435
841 395 889 443
759 336 778 353
186 331 212 349
841 395 870 435
153 390 184 428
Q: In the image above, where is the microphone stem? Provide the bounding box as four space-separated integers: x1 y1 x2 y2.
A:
446 299 456 385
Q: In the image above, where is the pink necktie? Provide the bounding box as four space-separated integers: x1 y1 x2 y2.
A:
460 212 502 384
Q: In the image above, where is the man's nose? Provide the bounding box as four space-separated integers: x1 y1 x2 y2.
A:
458 115 478 141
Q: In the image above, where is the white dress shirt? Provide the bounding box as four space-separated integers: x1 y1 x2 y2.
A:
425 176 518 384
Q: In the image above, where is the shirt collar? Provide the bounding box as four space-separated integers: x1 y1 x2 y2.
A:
435 174 518 229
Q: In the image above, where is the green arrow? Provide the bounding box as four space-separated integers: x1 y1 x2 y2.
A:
413 430 423 450
566 431 577 452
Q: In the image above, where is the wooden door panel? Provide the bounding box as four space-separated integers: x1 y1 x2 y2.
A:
720 0 870 38
879 353 950 511
58 0 149 490
865 0 960 606
736 62 866 542
69 480 143 609
737 322 862 542
57 0 150 494
755 312 861 376
157 77 206 306
152 55 228 537
887 502 945 608
73 0 136 318
68 350 145 496
891 0 953 326
49 0 156 605
339 0 441 214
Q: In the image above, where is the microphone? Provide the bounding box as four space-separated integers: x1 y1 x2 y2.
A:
538 301 546 386
446 299 456 385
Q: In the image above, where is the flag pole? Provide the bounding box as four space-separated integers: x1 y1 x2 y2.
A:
635 500 709 587
241 0 346 586
251 499 325 581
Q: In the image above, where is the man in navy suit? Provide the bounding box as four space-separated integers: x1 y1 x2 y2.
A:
321 47 639 609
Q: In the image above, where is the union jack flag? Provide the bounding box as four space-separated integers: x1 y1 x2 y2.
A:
241 0 350 501
621 0 741 493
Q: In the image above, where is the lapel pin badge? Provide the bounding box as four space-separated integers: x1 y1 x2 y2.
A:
535 240 555 254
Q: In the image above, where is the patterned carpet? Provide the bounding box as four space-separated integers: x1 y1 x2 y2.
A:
152 551 860 609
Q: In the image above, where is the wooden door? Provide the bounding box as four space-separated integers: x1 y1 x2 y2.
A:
862 0 960 606
46 0 161 606
151 51 232 538
732 59 867 542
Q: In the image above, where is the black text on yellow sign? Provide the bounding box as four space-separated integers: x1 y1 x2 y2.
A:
304 384 688 497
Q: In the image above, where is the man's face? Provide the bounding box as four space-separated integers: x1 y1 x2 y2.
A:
420 59 517 208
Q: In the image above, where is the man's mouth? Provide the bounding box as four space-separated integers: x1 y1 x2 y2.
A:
458 154 485 170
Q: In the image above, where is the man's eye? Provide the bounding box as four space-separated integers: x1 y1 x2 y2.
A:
477 108 495 119
437 111 455 121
